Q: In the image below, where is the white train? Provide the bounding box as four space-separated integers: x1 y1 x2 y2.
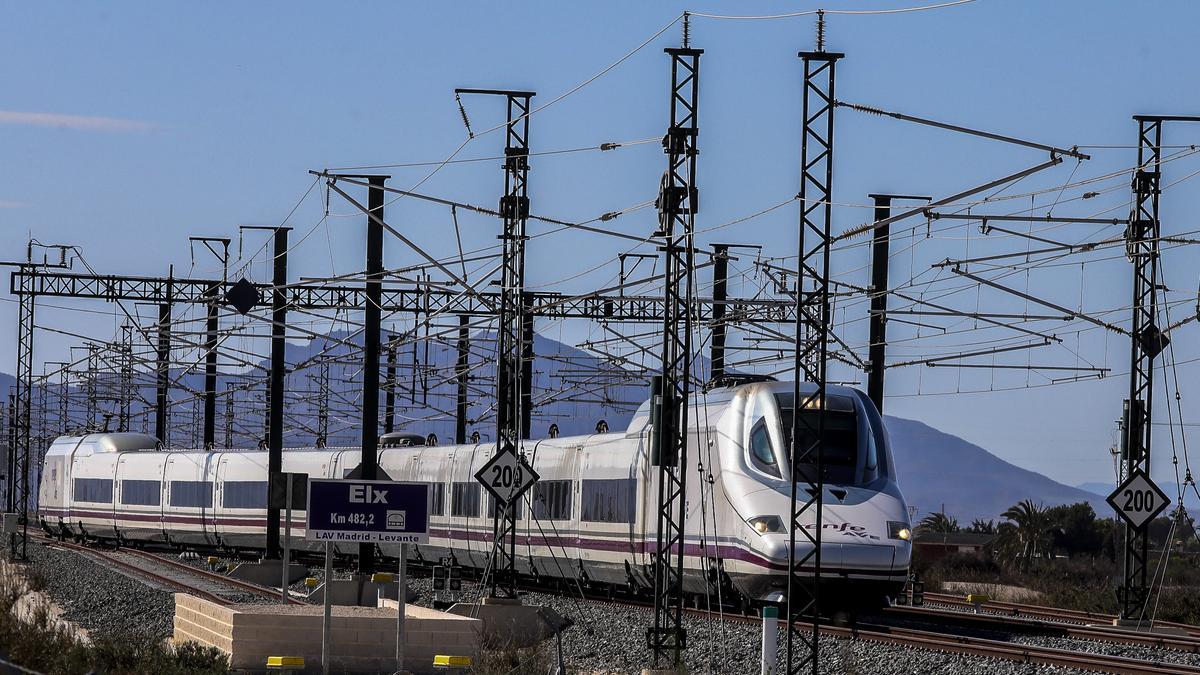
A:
37 380 912 606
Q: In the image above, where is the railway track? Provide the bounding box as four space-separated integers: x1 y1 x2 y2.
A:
556 591 1200 674
923 591 1200 637
36 535 300 607
884 603 1200 653
31 536 1200 673
834 621 1200 675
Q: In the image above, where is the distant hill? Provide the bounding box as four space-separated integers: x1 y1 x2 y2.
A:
0 332 1115 523
884 415 1109 523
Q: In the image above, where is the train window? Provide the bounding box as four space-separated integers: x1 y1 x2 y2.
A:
170 481 213 509
776 393 860 485
223 481 267 509
580 478 636 524
488 495 524 520
121 480 160 506
429 483 446 516
531 480 572 521
451 482 481 518
748 420 781 479
74 478 113 504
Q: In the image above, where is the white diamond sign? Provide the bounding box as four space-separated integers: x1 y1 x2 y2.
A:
475 441 538 505
1107 470 1170 531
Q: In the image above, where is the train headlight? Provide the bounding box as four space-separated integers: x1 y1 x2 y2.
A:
748 516 786 535
888 521 911 541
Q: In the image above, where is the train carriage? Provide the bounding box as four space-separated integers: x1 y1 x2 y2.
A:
37 379 912 607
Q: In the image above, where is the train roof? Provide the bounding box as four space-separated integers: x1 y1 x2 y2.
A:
626 379 866 433
45 432 160 457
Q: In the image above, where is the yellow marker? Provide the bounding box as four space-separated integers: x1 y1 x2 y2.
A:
266 655 305 670
371 572 394 584
433 655 472 668
966 594 990 605
206 556 219 565
304 577 319 588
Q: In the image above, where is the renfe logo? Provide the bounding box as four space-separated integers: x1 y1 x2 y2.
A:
349 485 389 504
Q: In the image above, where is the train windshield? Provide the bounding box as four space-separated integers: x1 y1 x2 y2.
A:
774 392 870 485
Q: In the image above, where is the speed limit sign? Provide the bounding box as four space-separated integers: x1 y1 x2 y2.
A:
1107 469 1170 531
475 440 539 505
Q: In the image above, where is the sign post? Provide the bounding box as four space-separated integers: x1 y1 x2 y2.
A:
474 441 538 597
321 542 333 675
270 472 308 601
1107 470 1170 531
306 479 429 674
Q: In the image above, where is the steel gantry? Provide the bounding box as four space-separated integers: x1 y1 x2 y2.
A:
1118 114 1200 621
648 44 701 667
786 40 842 674
7 259 792 563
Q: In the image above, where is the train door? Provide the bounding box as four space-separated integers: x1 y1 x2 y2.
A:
212 454 230 548
577 436 638 586
106 452 120 538
636 425 653 570
164 452 213 547
67 447 119 540
114 451 168 544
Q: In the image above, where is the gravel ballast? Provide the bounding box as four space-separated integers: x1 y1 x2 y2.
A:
24 540 174 642
18 545 1181 673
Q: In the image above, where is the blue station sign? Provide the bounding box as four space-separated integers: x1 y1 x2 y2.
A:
305 479 430 544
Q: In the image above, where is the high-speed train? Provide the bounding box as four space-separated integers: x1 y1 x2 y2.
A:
37 379 912 606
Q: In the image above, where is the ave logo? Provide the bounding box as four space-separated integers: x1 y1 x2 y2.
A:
349 485 389 504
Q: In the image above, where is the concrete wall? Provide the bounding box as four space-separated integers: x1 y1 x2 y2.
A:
173 593 480 674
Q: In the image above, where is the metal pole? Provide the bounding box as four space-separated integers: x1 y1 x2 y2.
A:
650 44 701 666
384 338 396 435
455 315 470 445
787 37 842 675
867 195 891 413
710 245 729 384
455 87 534 599
359 175 388 574
203 283 219 448
267 227 290 560
520 301 534 440
396 542 408 672
282 478 292 601
155 278 173 445
322 542 333 675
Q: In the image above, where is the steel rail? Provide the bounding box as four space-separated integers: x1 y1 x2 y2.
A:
36 534 301 606
839 621 1200 675
923 591 1200 637
119 547 304 605
43 538 235 606
884 604 1200 653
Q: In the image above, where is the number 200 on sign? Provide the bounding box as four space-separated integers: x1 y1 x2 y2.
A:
491 465 522 488
1122 489 1155 512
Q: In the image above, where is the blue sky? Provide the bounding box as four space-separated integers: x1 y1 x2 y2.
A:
3 1 1200 497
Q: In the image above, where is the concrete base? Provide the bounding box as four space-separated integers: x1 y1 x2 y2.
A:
447 596 571 649
307 577 419 606
227 559 309 587
172 593 480 674
641 669 688 675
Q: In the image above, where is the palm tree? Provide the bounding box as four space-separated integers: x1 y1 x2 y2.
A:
968 518 996 534
918 511 959 534
1001 499 1053 569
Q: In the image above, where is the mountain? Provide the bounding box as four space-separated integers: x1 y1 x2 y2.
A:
884 415 1109 523
0 332 1114 522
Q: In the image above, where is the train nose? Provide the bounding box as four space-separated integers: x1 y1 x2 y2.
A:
758 537 898 572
